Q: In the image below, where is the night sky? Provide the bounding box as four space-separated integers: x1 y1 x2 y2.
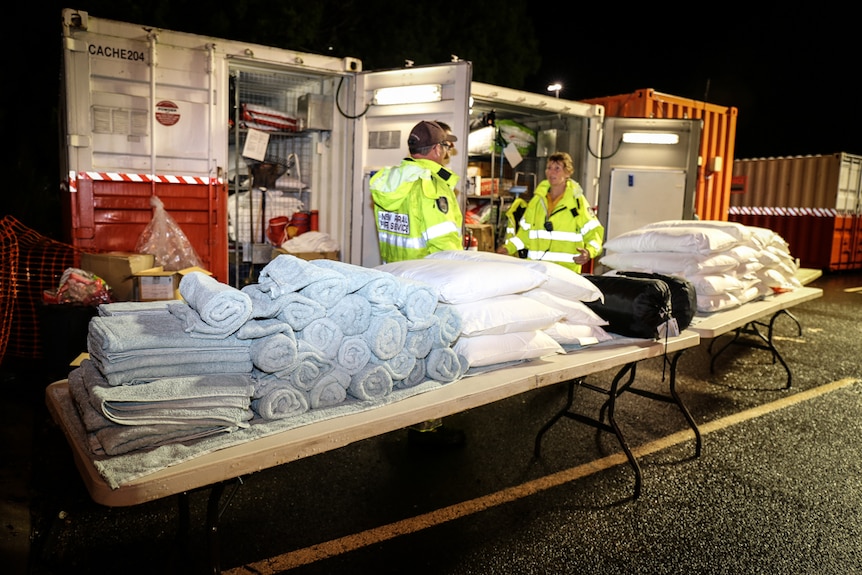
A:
522 7 859 160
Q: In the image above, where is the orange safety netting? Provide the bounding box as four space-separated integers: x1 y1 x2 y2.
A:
0 215 83 364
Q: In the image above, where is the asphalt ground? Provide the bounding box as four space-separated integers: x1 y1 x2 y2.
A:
2 269 861 575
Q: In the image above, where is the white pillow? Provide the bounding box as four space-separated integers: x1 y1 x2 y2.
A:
755 267 802 291
376 258 547 304
426 249 546 271
641 219 754 242
724 244 761 263
543 321 613 346
690 273 746 296
522 288 608 326
746 226 777 249
452 294 564 336
697 292 740 313
604 225 739 255
426 250 602 303
600 250 740 276
533 259 604 302
453 330 564 367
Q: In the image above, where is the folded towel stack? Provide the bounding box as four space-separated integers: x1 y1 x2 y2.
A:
87 312 253 386
67 359 254 456
67 255 469 455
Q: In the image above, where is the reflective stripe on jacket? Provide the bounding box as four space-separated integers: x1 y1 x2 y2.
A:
502 179 604 272
369 157 462 263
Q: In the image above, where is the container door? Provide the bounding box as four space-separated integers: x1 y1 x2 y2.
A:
60 9 228 283
350 62 472 266
598 117 701 243
606 169 687 240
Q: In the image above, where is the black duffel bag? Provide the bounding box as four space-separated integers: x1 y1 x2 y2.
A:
614 270 697 331
583 274 672 339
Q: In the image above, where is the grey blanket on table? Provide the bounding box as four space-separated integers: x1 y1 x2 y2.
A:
60 373 450 489
67 361 252 456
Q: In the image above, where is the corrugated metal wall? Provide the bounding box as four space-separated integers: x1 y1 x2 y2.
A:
729 153 862 271
732 153 862 212
583 88 738 221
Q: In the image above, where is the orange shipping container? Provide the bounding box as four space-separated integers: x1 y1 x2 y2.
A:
583 88 738 221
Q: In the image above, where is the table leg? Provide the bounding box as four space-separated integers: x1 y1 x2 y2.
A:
534 366 643 500
707 311 794 389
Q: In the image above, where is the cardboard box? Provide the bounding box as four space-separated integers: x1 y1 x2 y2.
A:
80 252 156 302
132 266 212 301
271 249 340 262
480 178 513 196
466 224 495 252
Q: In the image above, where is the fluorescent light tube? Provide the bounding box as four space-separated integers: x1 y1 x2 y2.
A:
373 84 442 106
622 132 680 145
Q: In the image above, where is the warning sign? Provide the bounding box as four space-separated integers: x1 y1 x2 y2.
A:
155 100 180 126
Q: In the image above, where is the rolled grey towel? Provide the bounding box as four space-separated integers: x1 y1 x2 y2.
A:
326 293 372 336
251 383 309 420
348 363 392 401
170 272 252 338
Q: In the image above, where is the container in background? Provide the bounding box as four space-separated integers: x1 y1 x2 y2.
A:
583 88 738 221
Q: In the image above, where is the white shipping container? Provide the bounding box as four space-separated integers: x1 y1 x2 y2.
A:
60 8 622 282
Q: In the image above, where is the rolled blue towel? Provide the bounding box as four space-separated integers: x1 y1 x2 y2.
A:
298 317 344 359
326 293 372 336
363 309 407 361
286 349 335 393
236 317 295 340
257 255 342 298
348 364 393 401
425 347 466 384
310 259 389 293
307 368 350 409
372 350 416 381
395 358 427 390
336 336 372 375
355 275 401 306
250 331 298 373
434 303 462 348
170 272 253 338
275 293 327 330
251 383 309 420
397 277 439 329
299 276 348 309
241 284 283 319
404 320 436 359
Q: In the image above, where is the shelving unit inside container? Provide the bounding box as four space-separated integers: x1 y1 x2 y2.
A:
465 103 585 250
227 65 332 286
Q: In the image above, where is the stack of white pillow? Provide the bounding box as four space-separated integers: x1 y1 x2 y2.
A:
599 220 802 313
377 251 608 369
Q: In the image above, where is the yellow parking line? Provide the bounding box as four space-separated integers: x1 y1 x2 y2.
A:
226 377 861 575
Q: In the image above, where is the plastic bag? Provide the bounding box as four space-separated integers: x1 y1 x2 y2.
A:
42 268 113 306
135 196 203 271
